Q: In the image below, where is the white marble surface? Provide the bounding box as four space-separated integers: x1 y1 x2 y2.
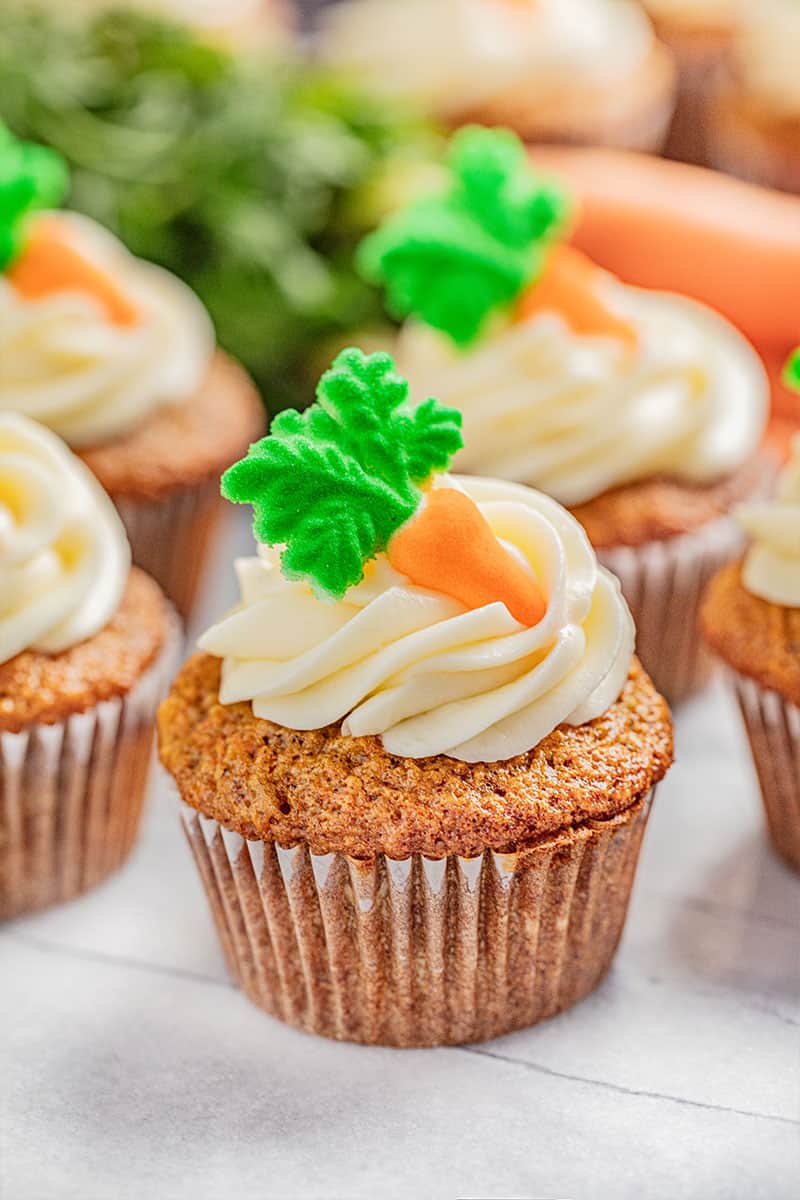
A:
2 509 799 1200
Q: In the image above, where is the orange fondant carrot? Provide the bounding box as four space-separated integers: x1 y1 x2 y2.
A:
530 145 800 351
7 216 139 326
388 487 546 627
515 244 638 349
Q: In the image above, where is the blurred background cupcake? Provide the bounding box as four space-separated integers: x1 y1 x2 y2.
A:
711 1 800 194
702 418 800 873
159 347 673 1047
0 415 179 919
360 127 770 703
0 123 262 619
642 0 737 164
318 0 677 153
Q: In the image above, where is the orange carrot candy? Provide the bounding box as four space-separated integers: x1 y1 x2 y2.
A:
0 122 138 326
221 347 547 627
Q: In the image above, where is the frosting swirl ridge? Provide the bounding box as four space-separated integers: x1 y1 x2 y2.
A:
199 476 634 762
739 435 800 607
397 281 768 507
0 213 215 447
0 414 130 664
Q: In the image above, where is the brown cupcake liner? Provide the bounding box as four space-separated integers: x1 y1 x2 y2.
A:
709 95 800 194
662 36 730 164
115 479 223 621
600 515 745 705
729 671 800 873
180 787 656 1047
0 615 181 921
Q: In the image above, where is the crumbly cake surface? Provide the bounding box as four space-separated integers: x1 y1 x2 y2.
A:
701 560 800 705
570 453 768 548
0 569 170 733
79 352 263 500
158 654 673 859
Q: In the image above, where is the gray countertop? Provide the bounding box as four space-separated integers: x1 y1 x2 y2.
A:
2 509 799 1200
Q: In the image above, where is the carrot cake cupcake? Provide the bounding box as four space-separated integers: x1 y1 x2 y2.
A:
359 126 770 703
0 413 178 918
642 0 737 164
158 346 673 1047
711 2 800 194
702 387 800 872
319 0 676 153
0 122 262 618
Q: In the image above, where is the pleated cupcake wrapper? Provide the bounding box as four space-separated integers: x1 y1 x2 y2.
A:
180 788 655 1047
115 478 223 621
600 514 745 705
663 38 728 165
729 671 800 873
709 102 800 194
0 614 181 921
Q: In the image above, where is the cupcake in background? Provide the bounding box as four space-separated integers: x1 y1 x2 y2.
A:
158 346 673 1047
0 124 262 619
358 126 770 703
702 365 800 872
0 414 179 919
319 0 676 153
642 0 736 164
711 2 800 194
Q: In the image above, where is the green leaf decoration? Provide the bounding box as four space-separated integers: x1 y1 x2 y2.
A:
358 126 570 347
783 348 800 394
0 121 69 271
222 348 463 599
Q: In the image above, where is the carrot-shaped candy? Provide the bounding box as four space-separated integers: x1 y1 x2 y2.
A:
358 125 570 347
222 348 547 627
0 122 137 325
514 244 638 350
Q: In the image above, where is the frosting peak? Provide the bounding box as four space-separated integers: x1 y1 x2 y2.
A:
201 476 634 762
0 212 215 447
739 435 800 608
0 414 130 664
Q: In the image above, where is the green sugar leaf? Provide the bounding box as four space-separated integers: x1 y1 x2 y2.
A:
359 126 570 346
222 347 464 599
0 121 69 271
783 348 800 394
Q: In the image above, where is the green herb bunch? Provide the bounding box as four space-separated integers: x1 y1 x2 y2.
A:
0 3 438 408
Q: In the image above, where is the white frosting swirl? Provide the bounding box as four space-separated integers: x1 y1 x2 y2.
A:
738 435 800 608
199 476 634 762
397 281 768 507
0 414 130 664
734 2 800 119
320 0 654 118
0 213 215 448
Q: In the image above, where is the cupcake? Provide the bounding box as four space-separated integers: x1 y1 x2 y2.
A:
701 420 800 872
0 122 262 619
642 0 737 164
711 2 800 194
319 0 676 153
358 127 770 704
158 346 674 1047
0 414 179 919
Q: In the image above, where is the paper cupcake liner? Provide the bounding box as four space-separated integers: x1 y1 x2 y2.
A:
710 98 800 195
662 38 729 165
180 788 656 1047
0 615 181 921
115 479 223 621
600 515 745 705
729 672 800 873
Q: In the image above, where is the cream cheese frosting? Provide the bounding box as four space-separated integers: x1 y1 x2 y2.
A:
396 280 768 507
738 435 800 608
644 0 735 31
199 475 634 762
0 212 215 448
319 0 654 119
0 413 130 664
